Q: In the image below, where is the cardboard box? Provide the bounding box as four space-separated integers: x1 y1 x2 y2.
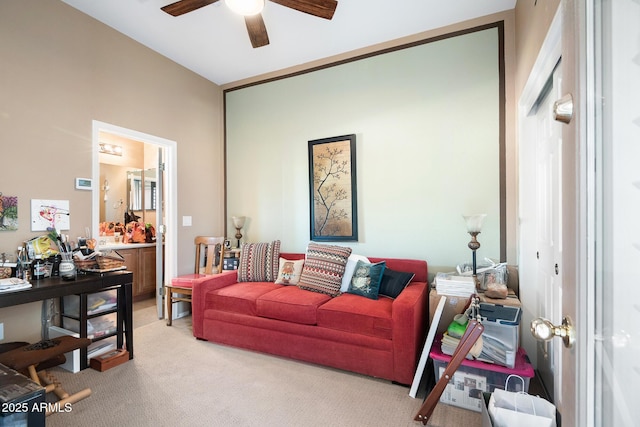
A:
90 349 129 372
428 289 522 336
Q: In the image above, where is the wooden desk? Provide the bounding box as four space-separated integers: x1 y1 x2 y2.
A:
0 271 134 370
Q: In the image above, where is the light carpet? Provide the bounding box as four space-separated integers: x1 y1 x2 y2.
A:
45 307 481 427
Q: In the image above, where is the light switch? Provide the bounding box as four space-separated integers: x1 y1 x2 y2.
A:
0 323 4 341
182 216 192 227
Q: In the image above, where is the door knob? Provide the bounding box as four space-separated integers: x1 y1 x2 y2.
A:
553 94 574 124
530 316 575 348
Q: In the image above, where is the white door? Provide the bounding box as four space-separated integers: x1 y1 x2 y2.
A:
532 60 564 403
519 5 578 425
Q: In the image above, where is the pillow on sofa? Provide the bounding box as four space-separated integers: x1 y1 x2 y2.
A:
346 260 386 299
378 269 415 299
340 254 369 292
274 257 305 285
237 240 281 282
298 243 352 296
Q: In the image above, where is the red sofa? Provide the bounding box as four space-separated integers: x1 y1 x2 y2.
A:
190 253 429 385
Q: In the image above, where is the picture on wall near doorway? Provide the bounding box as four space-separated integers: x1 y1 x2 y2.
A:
308 134 358 242
0 193 18 231
31 199 70 231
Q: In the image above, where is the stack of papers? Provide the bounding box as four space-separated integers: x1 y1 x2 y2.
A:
0 277 32 293
441 331 516 368
434 273 476 297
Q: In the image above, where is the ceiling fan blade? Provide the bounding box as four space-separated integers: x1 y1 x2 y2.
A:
161 0 219 16
269 0 338 20
245 14 270 48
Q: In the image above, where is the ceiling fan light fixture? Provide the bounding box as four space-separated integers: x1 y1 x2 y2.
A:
225 0 264 16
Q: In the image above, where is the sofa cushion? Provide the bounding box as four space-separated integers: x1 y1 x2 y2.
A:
378 269 415 299
298 243 352 296
208 282 281 316
317 293 394 340
274 257 305 285
346 260 386 300
237 240 281 282
256 286 331 325
340 254 369 292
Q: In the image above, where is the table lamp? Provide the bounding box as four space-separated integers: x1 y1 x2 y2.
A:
463 214 486 290
232 216 246 248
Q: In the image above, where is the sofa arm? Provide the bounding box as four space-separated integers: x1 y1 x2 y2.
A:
191 270 238 338
391 281 430 384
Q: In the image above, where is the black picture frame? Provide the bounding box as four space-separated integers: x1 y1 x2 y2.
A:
308 134 358 242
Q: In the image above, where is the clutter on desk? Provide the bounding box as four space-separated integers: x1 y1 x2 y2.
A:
434 272 476 297
457 258 509 297
0 277 32 293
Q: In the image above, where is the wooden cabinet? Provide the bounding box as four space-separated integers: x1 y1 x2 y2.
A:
116 245 160 301
139 246 157 297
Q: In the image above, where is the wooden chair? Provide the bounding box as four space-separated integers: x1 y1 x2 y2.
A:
165 236 225 326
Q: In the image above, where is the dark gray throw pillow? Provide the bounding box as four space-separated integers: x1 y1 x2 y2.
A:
378 269 415 299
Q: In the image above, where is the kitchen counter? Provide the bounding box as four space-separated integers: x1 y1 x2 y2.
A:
97 242 158 251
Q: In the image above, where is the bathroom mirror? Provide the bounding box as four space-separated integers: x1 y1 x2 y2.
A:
128 168 157 211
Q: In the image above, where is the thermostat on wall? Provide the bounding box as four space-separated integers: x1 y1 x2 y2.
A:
75 177 93 190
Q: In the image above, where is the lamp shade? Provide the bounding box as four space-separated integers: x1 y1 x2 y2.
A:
463 214 486 233
232 216 246 229
225 0 264 16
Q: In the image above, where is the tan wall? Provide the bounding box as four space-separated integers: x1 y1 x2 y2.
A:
514 0 562 97
0 0 224 342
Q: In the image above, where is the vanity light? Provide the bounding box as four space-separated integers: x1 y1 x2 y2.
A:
225 0 264 16
99 143 123 156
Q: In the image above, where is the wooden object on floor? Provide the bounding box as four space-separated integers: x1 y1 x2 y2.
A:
166 236 225 326
90 349 129 371
414 320 485 425
0 336 92 416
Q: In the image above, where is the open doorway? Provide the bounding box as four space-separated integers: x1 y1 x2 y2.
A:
91 120 177 320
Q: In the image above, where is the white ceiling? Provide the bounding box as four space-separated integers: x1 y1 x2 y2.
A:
61 0 516 86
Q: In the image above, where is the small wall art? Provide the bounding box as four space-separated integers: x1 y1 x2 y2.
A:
308 134 358 241
0 193 18 231
31 199 70 231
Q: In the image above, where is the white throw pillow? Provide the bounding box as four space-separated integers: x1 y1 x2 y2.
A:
340 254 370 292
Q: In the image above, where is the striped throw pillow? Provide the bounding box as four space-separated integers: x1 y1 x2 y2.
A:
298 243 352 296
237 240 281 282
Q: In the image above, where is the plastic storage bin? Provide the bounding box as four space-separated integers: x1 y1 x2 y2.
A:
430 339 534 412
62 312 117 339
63 290 118 317
479 302 522 351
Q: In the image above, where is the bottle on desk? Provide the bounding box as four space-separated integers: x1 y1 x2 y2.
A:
15 245 30 281
32 254 46 280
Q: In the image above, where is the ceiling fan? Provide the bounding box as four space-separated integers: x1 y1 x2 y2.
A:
161 0 338 48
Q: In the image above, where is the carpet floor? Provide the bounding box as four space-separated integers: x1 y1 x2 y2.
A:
43 302 481 426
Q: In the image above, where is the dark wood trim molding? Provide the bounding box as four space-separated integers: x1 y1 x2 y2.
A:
223 22 507 260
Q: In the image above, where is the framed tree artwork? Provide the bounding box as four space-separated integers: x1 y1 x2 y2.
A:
308 134 358 241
